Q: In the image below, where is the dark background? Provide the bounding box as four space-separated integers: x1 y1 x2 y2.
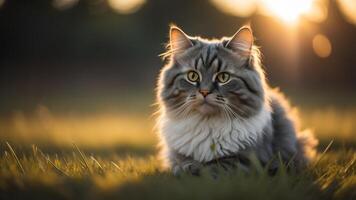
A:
0 0 355 114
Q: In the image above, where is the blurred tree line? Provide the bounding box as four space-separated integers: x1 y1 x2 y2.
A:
0 0 355 113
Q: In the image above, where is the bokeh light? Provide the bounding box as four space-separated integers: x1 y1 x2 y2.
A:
209 0 328 25
337 0 356 25
312 34 332 58
260 0 313 23
210 0 257 17
107 0 146 14
52 0 79 10
0 0 5 8
304 0 328 23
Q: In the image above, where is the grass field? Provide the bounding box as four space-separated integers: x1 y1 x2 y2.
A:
0 104 355 200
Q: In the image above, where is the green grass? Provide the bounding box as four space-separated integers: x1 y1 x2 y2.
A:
0 104 355 200
0 141 355 200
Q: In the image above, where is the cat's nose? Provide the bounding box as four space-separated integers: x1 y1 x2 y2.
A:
199 89 210 97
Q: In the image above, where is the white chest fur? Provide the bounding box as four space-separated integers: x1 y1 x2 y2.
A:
159 107 271 162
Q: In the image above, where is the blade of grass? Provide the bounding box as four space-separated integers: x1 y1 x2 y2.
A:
73 143 92 174
248 153 264 175
72 152 86 168
343 154 356 174
32 145 45 172
275 152 288 176
6 142 25 174
111 161 124 173
312 140 334 168
38 148 69 177
286 153 297 169
91 156 104 174
3 150 12 170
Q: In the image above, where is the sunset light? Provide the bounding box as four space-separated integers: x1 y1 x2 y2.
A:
211 0 327 25
260 0 313 23
1 1 355 200
337 0 356 25
210 0 258 17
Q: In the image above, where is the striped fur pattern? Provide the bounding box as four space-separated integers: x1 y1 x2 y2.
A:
156 26 318 175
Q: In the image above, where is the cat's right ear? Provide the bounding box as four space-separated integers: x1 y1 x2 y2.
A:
169 26 193 53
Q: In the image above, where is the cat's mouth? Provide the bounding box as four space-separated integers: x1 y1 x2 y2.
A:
194 99 219 115
196 104 216 115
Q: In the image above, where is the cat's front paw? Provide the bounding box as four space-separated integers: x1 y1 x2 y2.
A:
172 161 202 176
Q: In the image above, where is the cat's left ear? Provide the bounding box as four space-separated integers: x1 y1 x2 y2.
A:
225 26 254 57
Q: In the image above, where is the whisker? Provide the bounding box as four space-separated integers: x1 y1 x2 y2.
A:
171 99 194 118
214 99 241 119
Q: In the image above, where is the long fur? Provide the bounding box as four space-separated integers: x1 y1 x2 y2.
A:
158 104 271 163
155 27 318 174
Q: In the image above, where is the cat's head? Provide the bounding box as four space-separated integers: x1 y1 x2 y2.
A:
157 26 267 119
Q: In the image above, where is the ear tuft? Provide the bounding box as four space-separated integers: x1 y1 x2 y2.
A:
170 26 193 52
225 26 254 57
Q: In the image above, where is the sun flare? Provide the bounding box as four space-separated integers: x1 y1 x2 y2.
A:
261 0 313 23
210 0 326 25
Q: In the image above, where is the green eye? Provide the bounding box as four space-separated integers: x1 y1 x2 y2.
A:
187 71 200 82
216 72 230 83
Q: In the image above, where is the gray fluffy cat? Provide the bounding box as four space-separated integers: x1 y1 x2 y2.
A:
156 25 318 175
